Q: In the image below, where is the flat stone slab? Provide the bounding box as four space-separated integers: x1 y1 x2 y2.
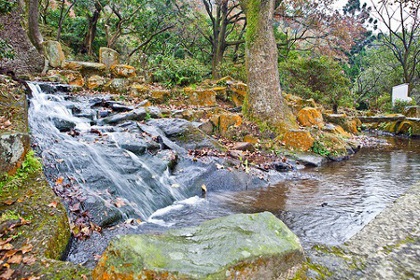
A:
93 212 304 279
358 115 406 123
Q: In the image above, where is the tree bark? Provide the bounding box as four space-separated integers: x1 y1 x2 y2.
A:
240 0 296 132
27 0 44 53
82 2 102 55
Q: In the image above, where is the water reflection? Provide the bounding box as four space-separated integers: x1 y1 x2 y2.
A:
215 139 420 246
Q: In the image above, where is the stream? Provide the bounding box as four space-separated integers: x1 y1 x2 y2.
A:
28 83 420 268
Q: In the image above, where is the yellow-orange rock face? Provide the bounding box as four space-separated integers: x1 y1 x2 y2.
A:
150 89 171 103
211 113 242 136
297 107 324 128
184 88 217 106
110 64 137 78
283 130 314 151
47 70 84 87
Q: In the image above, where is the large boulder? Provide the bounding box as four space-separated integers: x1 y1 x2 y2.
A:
396 119 420 136
110 64 136 78
184 87 217 106
211 113 242 136
99 47 119 68
63 61 107 77
297 107 324 128
93 212 304 279
283 129 314 151
46 70 84 87
43 40 66 68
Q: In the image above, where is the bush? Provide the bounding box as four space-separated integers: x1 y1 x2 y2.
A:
216 61 247 82
279 56 352 112
393 99 416 114
151 56 209 87
0 0 17 14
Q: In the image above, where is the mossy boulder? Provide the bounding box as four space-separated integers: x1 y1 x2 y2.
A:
211 113 243 136
184 88 217 107
130 84 150 98
86 75 107 90
283 129 315 151
0 153 91 279
99 47 119 69
396 119 420 136
93 212 304 279
63 61 107 77
110 64 137 78
46 70 85 87
297 107 324 128
104 78 130 94
43 40 65 68
150 89 171 103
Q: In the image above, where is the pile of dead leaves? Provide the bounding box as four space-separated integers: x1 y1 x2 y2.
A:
0 218 36 279
51 176 101 240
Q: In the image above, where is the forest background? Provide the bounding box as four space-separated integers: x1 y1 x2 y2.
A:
0 0 419 114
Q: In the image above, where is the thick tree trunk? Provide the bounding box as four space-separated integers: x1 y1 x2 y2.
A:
27 0 43 53
241 0 296 132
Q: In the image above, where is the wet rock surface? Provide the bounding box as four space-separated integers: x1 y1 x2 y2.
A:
93 212 304 279
308 182 420 279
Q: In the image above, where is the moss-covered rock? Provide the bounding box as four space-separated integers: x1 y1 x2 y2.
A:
0 152 91 279
283 129 315 151
99 47 119 69
47 70 85 87
184 87 217 107
86 75 107 90
43 40 66 68
110 64 137 78
211 113 243 136
396 120 420 136
93 212 304 279
297 107 324 128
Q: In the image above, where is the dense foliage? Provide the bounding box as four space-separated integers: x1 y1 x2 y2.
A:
3 0 418 113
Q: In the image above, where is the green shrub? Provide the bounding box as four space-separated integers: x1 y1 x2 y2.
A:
151 56 209 87
279 56 352 112
0 0 17 14
393 99 416 113
216 61 247 82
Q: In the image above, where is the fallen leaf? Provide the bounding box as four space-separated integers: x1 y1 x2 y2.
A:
7 253 22 264
81 275 88 280
3 199 15 206
4 120 11 127
20 244 33 254
22 255 37 265
0 238 13 246
55 177 64 185
93 255 102 261
0 243 14 251
17 197 25 203
3 249 18 259
0 268 14 279
47 201 58 208
21 276 41 280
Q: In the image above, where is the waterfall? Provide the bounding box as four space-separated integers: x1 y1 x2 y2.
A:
28 82 188 224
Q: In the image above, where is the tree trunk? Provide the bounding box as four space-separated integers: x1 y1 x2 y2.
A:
82 3 101 55
240 0 296 132
27 0 43 53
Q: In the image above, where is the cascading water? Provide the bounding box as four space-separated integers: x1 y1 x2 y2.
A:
28 82 190 225
27 82 420 268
